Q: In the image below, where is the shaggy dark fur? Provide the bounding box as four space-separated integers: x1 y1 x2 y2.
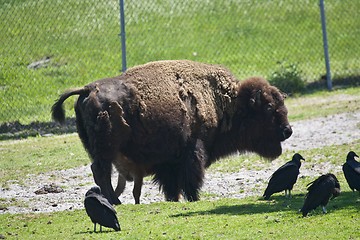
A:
52 60 292 204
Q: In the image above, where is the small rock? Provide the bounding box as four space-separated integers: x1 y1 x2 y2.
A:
35 183 64 194
34 189 48 195
27 58 51 70
41 133 54 137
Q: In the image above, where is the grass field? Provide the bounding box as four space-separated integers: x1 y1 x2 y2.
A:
1 139 360 239
1 1 360 238
1 86 360 238
1 196 360 239
1 0 360 123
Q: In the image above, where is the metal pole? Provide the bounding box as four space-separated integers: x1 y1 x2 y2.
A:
319 0 332 90
119 0 127 72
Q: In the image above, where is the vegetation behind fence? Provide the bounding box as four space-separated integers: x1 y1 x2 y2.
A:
1 0 359 124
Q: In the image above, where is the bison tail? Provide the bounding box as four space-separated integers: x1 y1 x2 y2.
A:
52 87 89 124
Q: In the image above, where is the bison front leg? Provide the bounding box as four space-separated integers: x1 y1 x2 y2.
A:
153 163 182 202
153 140 206 202
180 140 206 202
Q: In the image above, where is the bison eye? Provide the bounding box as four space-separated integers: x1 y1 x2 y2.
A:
266 103 273 112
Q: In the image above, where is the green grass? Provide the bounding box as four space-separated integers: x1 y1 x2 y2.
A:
208 140 360 174
1 0 359 123
0 133 87 182
0 0 122 123
285 86 360 122
1 196 360 239
1 128 360 239
1 1 360 238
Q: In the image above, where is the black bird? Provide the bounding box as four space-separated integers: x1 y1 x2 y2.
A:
342 151 360 196
84 186 121 233
301 173 340 217
263 153 304 200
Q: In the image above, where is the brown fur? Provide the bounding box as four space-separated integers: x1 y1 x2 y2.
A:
112 152 152 204
52 60 292 204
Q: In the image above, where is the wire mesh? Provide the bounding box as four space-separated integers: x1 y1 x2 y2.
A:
0 0 359 125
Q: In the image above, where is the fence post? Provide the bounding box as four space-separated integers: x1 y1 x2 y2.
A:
319 0 332 91
119 0 127 72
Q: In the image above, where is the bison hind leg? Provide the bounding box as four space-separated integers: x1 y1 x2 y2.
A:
115 174 126 198
133 175 144 204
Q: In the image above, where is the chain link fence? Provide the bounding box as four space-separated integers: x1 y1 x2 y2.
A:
1 0 359 126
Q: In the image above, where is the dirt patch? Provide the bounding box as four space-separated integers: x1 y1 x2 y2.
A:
1 111 359 214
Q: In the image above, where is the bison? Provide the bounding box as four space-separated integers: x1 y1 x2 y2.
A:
52 60 292 205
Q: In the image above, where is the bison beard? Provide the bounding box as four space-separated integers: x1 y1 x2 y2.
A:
52 60 292 204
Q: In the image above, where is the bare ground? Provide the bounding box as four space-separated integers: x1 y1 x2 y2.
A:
1 111 360 214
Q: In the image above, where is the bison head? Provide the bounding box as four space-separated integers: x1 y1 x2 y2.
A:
236 77 292 159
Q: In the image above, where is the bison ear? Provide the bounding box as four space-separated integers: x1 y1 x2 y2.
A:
249 90 262 107
281 91 288 99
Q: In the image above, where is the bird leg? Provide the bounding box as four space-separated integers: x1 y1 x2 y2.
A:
285 190 288 198
93 223 96 233
322 206 327 214
289 190 292 198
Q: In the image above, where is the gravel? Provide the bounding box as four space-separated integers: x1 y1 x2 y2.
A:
1 111 360 214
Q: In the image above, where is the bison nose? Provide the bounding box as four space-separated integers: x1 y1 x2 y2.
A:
282 124 292 140
280 124 292 141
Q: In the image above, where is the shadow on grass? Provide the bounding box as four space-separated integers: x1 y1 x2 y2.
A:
0 118 77 140
75 229 117 234
302 73 360 95
172 194 305 218
172 191 360 217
